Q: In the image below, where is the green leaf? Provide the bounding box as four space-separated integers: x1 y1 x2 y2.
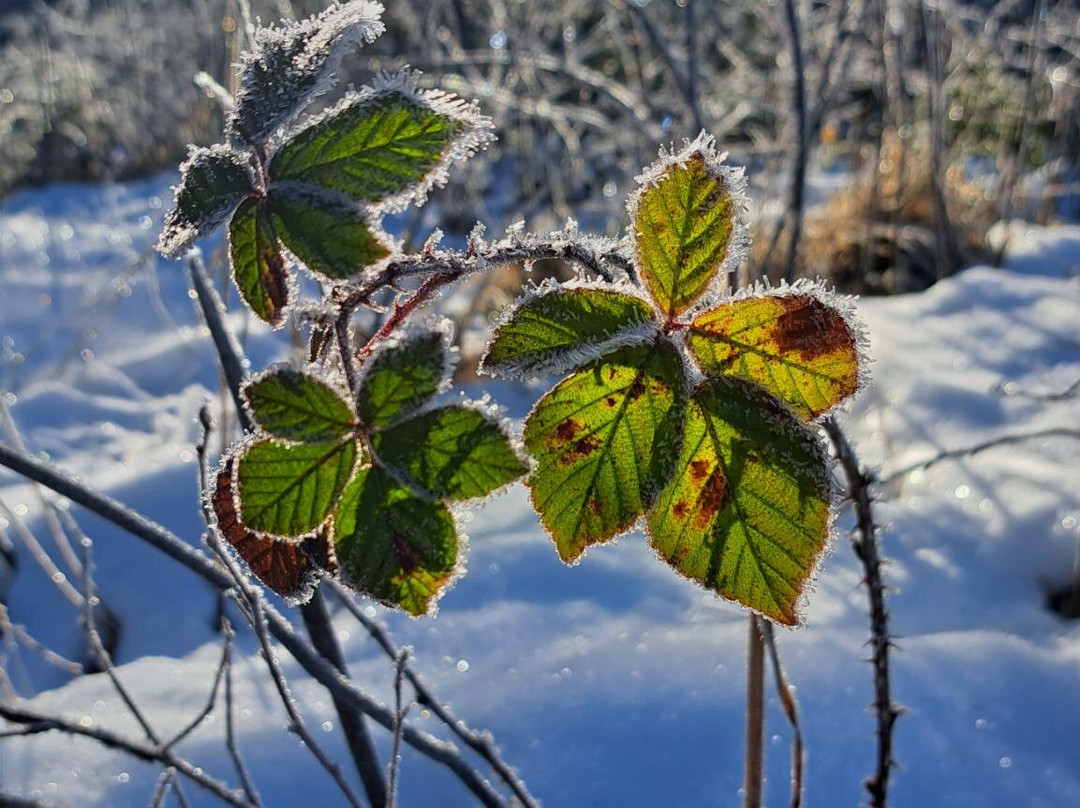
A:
373 406 527 500
334 466 458 616
159 146 255 257
237 438 357 537
268 187 389 280
647 377 831 626
268 93 457 205
242 368 356 442
482 287 655 376
631 151 738 317
228 198 289 326
687 292 860 420
524 341 686 563
357 330 449 427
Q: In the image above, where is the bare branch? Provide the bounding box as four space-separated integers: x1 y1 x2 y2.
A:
760 620 804 808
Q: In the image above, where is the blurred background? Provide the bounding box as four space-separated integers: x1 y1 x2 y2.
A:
2 0 1078 294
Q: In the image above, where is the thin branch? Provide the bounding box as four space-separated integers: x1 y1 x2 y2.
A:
0 604 84 676
221 617 261 807
760 620 804 808
0 703 254 808
329 580 539 808
386 649 411 808
160 626 231 752
824 418 898 808
779 0 808 283
881 426 1080 486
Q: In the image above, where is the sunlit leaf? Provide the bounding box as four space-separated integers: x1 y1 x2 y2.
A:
687 292 859 420
211 457 326 601
268 186 389 279
373 406 527 500
334 466 458 616
631 152 738 317
357 330 449 427
228 198 289 326
237 438 357 537
647 377 831 626
269 92 457 205
242 368 355 442
482 287 655 376
159 146 255 257
524 341 686 563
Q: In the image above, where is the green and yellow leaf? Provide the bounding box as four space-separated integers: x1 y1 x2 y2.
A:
242 368 355 443
268 187 389 280
647 377 831 626
237 438 358 538
268 93 457 205
631 151 738 318
229 198 289 327
373 405 527 500
524 341 686 563
482 287 655 376
687 292 859 420
334 466 458 616
357 330 449 427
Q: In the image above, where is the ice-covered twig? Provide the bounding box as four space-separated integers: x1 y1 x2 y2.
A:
0 604 83 676
881 426 1080 487
386 648 411 808
0 701 253 808
329 580 540 808
823 418 898 808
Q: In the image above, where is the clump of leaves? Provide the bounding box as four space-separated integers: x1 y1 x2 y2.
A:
482 136 864 625
161 2 865 626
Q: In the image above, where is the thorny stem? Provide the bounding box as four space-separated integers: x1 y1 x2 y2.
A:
824 418 898 808
335 239 630 316
355 271 454 366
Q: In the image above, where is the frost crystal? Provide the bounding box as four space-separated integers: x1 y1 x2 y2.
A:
227 1 386 145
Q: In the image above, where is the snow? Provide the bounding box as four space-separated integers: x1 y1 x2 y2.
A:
1 174 1079 806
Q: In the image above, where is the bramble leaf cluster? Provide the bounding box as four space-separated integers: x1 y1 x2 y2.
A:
161 2 865 626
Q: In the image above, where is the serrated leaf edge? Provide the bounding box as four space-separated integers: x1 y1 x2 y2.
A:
240 361 357 442
271 68 495 216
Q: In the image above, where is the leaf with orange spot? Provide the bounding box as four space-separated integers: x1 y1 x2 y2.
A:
523 340 686 563
647 377 832 625
687 292 860 420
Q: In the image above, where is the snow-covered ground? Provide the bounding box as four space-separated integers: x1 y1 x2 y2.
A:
1 175 1078 807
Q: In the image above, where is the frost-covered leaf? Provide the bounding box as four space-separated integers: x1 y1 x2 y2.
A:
268 186 389 279
630 145 742 317
687 292 860 420
268 85 483 209
373 406 527 500
211 457 327 601
647 377 831 626
357 329 450 427
482 287 655 377
158 146 255 257
227 1 386 145
242 368 356 442
334 466 458 616
228 198 289 326
237 438 357 537
524 341 686 563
